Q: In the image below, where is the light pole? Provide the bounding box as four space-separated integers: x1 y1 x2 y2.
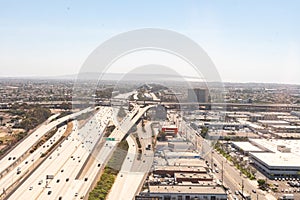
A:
211 149 213 172
221 161 224 183
242 179 244 196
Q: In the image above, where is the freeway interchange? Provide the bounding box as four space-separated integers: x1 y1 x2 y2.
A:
0 104 154 200
0 102 282 200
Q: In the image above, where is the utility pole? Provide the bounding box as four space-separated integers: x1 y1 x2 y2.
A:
185 125 187 141
242 179 244 196
211 149 213 171
221 161 224 183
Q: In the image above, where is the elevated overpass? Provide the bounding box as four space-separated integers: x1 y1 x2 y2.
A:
130 100 300 112
77 104 155 199
0 107 93 178
110 105 156 141
2 99 299 112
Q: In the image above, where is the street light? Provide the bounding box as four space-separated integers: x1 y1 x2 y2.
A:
221 161 224 183
242 179 244 197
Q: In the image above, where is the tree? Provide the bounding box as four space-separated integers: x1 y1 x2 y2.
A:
249 167 257 176
224 136 230 142
157 131 167 141
232 156 238 165
257 179 268 190
19 107 51 131
60 102 71 110
258 179 265 185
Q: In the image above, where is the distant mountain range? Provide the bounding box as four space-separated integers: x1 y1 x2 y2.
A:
2 72 203 82
1 72 299 87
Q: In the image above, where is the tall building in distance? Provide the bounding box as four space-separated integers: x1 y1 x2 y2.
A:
187 88 209 103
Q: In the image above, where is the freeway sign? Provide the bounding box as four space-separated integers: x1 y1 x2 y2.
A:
106 138 115 141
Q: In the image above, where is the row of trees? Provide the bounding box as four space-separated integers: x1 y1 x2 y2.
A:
18 107 52 131
88 167 116 200
1 106 51 148
95 88 114 99
215 142 257 180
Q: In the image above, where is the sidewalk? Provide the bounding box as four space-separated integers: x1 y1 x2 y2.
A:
265 193 277 200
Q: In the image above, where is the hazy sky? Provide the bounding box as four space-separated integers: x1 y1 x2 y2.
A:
0 1 300 84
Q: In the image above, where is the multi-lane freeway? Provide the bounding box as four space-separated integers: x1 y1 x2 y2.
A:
0 125 67 197
0 107 92 178
6 107 112 200
0 103 155 200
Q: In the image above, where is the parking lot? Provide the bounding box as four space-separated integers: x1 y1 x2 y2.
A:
269 178 300 199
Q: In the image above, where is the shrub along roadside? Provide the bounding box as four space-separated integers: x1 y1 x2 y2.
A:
88 139 129 200
215 142 256 180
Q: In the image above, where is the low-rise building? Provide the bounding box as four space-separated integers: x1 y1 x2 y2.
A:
153 166 207 177
231 141 265 155
164 152 200 160
162 123 178 136
271 125 300 133
257 120 290 126
249 139 300 179
250 152 300 179
136 185 227 200
174 173 213 183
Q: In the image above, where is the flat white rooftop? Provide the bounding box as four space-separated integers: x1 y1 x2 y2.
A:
257 120 290 125
250 138 300 154
250 152 300 168
232 141 264 152
167 159 206 167
240 120 265 129
249 139 300 168
148 185 226 194
271 125 300 129
259 112 291 116
272 132 300 138
277 115 299 120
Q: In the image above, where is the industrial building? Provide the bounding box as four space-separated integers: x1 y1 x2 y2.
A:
248 139 300 179
174 173 213 183
231 141 264 155
136 185 227 200
153 166 207 176
137 146 227 200
161 123 178 136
